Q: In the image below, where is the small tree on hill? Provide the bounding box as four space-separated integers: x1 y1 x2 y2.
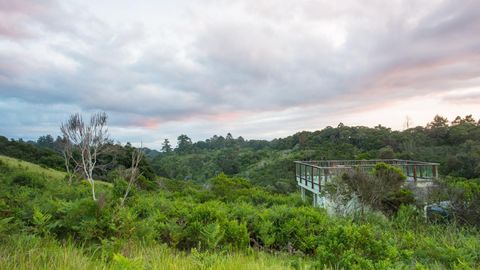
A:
58 135 78 185
120 145 143 206
60 112 109 201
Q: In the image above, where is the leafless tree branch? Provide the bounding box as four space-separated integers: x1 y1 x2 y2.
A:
120 144 144 206
60 112 109 201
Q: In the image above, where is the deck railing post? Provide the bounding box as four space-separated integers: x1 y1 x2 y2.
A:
295 163 299 182
311 166 314 189
304 164 307 186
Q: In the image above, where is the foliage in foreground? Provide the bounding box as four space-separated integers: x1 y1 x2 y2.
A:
0 234 302 270
1 157 480 269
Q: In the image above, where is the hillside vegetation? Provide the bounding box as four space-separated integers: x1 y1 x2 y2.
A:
3 115 480 194
1 156 480 269
150 115 480 193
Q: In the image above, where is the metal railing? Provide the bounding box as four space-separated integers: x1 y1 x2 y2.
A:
295 159 439 193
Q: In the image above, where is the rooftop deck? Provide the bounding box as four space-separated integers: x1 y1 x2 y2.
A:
295 159 439 196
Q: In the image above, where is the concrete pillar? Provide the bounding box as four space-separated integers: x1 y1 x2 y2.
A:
313 193 317 207
318 195 325 208
301 187 306 201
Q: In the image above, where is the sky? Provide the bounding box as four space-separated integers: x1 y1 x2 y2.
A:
1 0 479 149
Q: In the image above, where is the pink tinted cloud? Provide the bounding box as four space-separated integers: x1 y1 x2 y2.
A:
354 52 480 100
127 110 250 130
0 0 58 40
140 118 160 129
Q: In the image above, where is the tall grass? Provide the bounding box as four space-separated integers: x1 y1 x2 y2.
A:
0 234 306 270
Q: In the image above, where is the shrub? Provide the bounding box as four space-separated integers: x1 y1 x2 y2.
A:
328 163 408 215
222 220 249 250
382 189 416 215
393 205 423 231
55 198 105 240
112 178 130 199
136 175 158 191
209 173 252 201
315 224 398 269
430 177 480 226
12 172 45 188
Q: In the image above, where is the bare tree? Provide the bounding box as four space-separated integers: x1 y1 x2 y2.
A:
59 136 78 185
60 112 109 201
121 145 143 206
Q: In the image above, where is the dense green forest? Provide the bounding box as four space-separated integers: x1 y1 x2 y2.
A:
149 115 480 193
2 114 479 193
1 114 480 269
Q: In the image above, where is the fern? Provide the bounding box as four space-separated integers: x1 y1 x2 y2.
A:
0 217 14 234
111 253 144 270
200 223 224 250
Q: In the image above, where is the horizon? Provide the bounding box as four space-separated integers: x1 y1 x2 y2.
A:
1 0 480 149
2 112 476 151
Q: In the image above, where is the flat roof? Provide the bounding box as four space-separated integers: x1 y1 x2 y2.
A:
294 159 439 169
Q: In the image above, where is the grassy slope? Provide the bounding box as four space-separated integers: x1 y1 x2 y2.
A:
0 155 65 180
0 155 112 187
0 155 301 270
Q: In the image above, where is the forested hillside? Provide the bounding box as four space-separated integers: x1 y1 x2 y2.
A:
150 115 480 193
2 114 480 194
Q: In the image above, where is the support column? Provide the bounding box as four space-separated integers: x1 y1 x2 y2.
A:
301 187 306 201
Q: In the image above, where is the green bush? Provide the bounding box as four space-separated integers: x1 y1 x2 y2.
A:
431 177 480 226
12 172 45 188
223 220 249 250
112 178 129 199
382 189 416 215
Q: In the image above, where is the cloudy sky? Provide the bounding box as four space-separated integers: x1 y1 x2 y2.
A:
1 0 479 148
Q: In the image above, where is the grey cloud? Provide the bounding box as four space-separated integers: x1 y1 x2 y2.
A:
1 0 480 143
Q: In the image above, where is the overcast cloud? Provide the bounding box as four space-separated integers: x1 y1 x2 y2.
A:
1 0 479 148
